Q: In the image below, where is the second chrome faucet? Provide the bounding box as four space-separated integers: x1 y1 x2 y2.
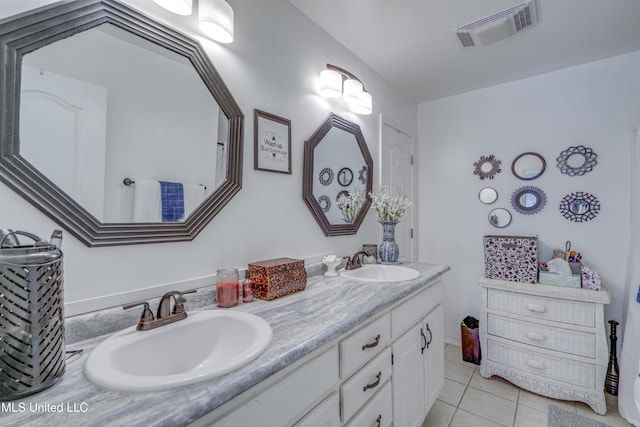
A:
124 289 197 331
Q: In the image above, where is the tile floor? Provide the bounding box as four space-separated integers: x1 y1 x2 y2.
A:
423 344 633 427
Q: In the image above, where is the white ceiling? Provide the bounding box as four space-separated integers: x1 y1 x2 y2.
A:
288 0 640 103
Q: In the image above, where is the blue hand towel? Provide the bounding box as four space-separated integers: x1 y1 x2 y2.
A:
159 181 184 222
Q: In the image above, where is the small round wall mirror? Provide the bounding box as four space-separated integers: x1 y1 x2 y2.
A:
489 208 512 228
473 155 501 180
511 185 546 215
479 187 498 204
511 152 546 180
337 167 353 187
557 145 598 176
559 191 601 222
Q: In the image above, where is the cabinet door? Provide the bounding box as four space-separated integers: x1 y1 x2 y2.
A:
423 304 444 409
294 392 340 427
391 323 425 427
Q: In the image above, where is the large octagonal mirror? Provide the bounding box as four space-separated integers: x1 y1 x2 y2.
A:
0 0 243 246
303 114 373 236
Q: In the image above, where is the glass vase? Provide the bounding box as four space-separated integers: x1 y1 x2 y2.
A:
378 221 399 263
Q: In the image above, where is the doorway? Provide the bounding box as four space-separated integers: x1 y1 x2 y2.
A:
381 118 416 261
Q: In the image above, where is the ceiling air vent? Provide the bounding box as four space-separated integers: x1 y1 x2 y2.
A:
454 0 538 48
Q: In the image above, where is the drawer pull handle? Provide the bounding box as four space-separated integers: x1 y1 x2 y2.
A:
376 414 382 427
525 303 546 313
525 359 545 370
420 328 427 354
362 334 381 351
525 331 546 341
363 371 382 392
426 323 433 349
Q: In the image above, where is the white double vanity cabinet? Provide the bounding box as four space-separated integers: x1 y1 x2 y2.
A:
196 280 444 427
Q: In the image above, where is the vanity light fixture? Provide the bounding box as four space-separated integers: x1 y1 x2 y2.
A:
319 64 372 115
152 0 192 16
199 0 234 43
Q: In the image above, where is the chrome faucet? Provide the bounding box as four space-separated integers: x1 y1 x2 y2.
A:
123 289 197 331
343 250 371 270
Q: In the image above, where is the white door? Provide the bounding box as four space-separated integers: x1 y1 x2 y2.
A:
423 304 444 408
391 323 425 427
20 65 108 220
381 121 415 261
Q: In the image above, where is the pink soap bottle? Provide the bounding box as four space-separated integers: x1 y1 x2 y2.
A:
242 274 254 303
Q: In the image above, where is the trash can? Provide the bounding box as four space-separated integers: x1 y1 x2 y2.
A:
0 229 65 400
461 316 481 365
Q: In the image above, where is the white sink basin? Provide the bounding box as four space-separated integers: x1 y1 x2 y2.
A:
84 310 272 392
340 264 420 282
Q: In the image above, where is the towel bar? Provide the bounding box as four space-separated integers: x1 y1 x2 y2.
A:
123 178 206 190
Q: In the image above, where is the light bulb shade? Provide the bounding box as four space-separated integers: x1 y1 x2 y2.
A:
343 79 363 106
350 91 372 115
319 69 342 98
152 0 192 15
199 0 234 43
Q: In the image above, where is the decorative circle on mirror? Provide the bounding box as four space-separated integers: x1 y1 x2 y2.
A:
318 195 331 213
511 185 546 215
337 167 353 187
511 152 546 180
489 208 512 228
556 145 598 176
358 165 368 185
319 167 334 186
559 192 600 222
478 187 498 204
473 155 502 180
336 190 350 201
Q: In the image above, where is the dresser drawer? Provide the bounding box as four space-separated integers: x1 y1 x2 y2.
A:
341 347 391 422
487 314 596 358
340 314 391 379
487 289 595 327
487 339 595 389
345 380 392 427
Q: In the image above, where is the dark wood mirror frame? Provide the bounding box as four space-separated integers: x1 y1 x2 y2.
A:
0 0 244 246
303 114 373 236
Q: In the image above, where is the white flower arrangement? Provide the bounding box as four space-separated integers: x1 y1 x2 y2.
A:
336 190 364 223
369 186 412 222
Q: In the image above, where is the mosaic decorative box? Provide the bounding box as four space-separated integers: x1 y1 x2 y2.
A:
538 271 581 288
483 235 538 283
248 257 307 301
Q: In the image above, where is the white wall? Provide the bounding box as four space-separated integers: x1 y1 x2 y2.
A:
418 51 640 344
0 0 417 315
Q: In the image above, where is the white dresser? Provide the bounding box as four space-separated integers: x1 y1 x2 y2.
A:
478 276 611 414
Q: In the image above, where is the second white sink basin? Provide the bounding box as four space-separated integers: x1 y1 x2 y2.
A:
84 310 272 392
341 264 420 282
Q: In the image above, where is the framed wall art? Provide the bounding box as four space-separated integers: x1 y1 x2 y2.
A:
254 109 292 174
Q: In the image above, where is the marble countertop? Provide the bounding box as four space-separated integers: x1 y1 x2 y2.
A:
0 262 449 427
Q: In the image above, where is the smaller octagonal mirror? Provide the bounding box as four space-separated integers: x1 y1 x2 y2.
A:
303 114 373 236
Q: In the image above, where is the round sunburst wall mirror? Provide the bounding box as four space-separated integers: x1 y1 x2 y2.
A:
473 155 502 180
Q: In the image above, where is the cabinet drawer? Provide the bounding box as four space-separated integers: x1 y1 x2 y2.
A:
341 347 391 422
340 314 390 379
391 281 442 338
487 339 595 389
487 314 596 358
345 380 392 427
487 289 595 327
